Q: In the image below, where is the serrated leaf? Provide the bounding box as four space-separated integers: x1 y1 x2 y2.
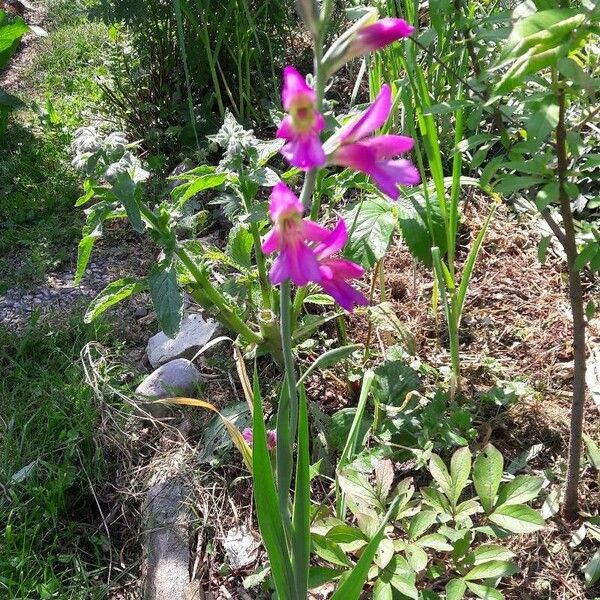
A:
473 444 504 513
496 476 544 507
372 358 421 406
343 196 397 269
111 172 144 233
489 504 544 533
148 262 183 338
172 172 227 206
397 194 446 267
84 278 147 323
226 225 253 269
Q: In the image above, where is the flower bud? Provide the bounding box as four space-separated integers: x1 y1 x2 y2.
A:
323 12 414 76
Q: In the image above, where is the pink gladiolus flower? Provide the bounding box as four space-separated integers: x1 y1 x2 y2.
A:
313 220 368 312
243 427 277 451
277 66 326 170
346 18 414 60
262 182 330 286
331 84 420 200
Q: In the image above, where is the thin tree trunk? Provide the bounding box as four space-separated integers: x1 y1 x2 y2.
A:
556 85 587 521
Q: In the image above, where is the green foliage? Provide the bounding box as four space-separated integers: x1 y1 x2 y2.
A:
0 318 116 598
311 446 544 598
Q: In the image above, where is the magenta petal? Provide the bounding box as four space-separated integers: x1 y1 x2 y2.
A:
324 257 364 279
269 254 290 285
286 242 322 286
281 133 326 170
361 134 414 158
349 18 415 56
261 228 280 254
269 181 304 221
281 66 315 111
340 85 392 143
276 115 295 141
332 142 378 173
320 277 368 312
314 220 348 260
302 219 331 243
370 159 421 199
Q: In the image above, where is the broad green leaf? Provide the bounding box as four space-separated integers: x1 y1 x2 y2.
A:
466 582 505 600
465 560 518 581
0 14 29 70
450 447 472 506
473 444 504 513
337 469 380 511
327 525 367 547
84 278 147 323
489 504 545 533
473 544 515 565
494 176 546 195
308 566 343 589
372 359 421 406
583 433 600 470
111 172 144 233
397 194 446 267
172 172 227 206
373 579 393 600
0 87 24 108
226 225 253 269
526 96 559 144
343 196 397 269
496 476 544 507
415 533 452 551
537 235 552 263
446 579 467 600
148 262 183 338
429 454 453 498
574 243 600 272
422 487 452 515
408 511 438 540
405 543 428 573
584 547 600 588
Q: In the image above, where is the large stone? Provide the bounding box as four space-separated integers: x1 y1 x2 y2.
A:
135 359 202 418
147 313 222 368
143 479 190 600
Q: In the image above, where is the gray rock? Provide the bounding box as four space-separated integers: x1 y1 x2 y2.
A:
143 479 190 600
135 305 149 319
135 358 202 418
147 313 222 368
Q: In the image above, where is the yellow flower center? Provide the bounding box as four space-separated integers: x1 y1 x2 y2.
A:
290 97 317 134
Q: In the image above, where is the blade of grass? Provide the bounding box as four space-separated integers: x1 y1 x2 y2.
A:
330 494 401 600
335 370 375 518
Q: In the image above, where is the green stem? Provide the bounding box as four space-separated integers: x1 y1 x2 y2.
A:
176 247 263 345
280 280 299 441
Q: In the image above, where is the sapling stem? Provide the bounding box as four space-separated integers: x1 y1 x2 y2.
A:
555 83 586 521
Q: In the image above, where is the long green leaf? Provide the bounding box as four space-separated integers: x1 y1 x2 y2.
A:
336 370 375 518
297 344 362 388
456 202 497 321
292 384 311 598
251 373 294 598
330 494 400 600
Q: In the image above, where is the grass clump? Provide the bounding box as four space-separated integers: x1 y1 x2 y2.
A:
0 317 115 599
0 0 109 291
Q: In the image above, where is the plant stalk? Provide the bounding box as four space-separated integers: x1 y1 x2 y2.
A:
556 84 586 521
